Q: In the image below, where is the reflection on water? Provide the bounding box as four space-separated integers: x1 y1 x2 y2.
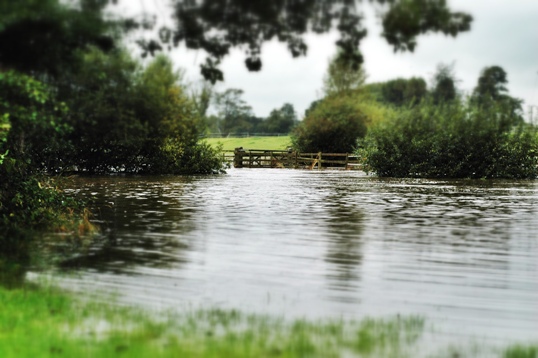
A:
324 190 365 295
58 177 196 273
39 170 538 344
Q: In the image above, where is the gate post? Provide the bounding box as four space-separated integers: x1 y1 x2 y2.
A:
234 147 245 168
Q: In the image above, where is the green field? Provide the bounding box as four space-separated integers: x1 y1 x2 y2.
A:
202 136 292 151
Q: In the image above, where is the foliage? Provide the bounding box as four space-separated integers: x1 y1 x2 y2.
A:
258 103 299 134
304 99 323 118
0 174 92 243
293 96 369 153
471 65 523 120
360 101 538 179
168 141 226 175
431 63 458 104
60 50 223 174
322 53 367 97
0 0 115 77
0 71 69 173
59 48 146 173
211 91 297 136
473 65 509 102
379 77 428 107
157 0 472 82
0 0 473 84
0 71 93 242
213 89 256 135
190 81 213 120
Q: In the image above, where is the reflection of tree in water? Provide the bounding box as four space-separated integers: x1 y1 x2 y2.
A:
324 190 365 292
56 176 198 274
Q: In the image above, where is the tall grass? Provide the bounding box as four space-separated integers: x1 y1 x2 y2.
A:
360 101 538 179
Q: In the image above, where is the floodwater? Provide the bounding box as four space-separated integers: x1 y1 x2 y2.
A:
43 169 538 345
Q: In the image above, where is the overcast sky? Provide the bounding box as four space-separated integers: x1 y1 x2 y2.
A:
119 0 538 119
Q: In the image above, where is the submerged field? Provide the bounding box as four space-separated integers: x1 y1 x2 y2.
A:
1 284 536 358
202 136 292 151
1 284 425 358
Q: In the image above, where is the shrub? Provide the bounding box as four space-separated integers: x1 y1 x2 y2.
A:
0 71 94 243
62 51 225 175
360 101 538 179
292 96 369 153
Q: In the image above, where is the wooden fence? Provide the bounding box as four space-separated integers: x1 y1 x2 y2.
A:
223 148 362 170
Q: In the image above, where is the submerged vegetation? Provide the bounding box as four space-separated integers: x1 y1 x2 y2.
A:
0 282 535 357
0 71 95 245
0 284 425 358
360 101 538 179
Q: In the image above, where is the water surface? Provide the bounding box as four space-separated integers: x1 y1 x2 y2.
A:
46 169 537 344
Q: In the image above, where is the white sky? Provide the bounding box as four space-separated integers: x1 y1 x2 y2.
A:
117 0 538 119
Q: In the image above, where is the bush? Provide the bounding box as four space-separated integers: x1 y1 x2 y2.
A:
0 71 93 243
60 51 225 174
0 70 70 174
292 96 369 153
360 101 538 179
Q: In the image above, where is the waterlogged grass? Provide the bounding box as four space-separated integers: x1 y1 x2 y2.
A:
203 136 292 151
0 284 427 358
504 344 538 358
0 284 536 357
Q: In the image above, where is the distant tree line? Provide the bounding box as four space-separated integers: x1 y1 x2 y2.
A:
203 89 299 136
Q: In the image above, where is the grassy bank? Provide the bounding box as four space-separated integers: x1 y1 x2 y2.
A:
0 284 536 357
203 136 292 151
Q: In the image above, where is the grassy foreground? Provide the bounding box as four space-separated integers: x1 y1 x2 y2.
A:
202 136 292 151
0 284 536 358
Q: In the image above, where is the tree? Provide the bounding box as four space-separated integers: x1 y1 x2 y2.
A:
304 99 323 117
431 63 458 104
322 53 367 97
260 103 298 134
0 0 116 77
293 96 368 153
190 82 214 120
471 65 523 122
144 0 473 82
213 89 255 135
361 101 537 179
379 77 427 106
1 0 473 83
473 66 508 101
61 48 145 173
61 50 215 174
0 71 88 240
0 71 68 173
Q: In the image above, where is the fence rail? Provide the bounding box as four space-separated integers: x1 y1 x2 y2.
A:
202 133 290 138
226 148 362 170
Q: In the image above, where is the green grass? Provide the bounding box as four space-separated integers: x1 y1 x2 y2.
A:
0 283 427 358
202 136 292 151
0 283 535 357
504 345 538 358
